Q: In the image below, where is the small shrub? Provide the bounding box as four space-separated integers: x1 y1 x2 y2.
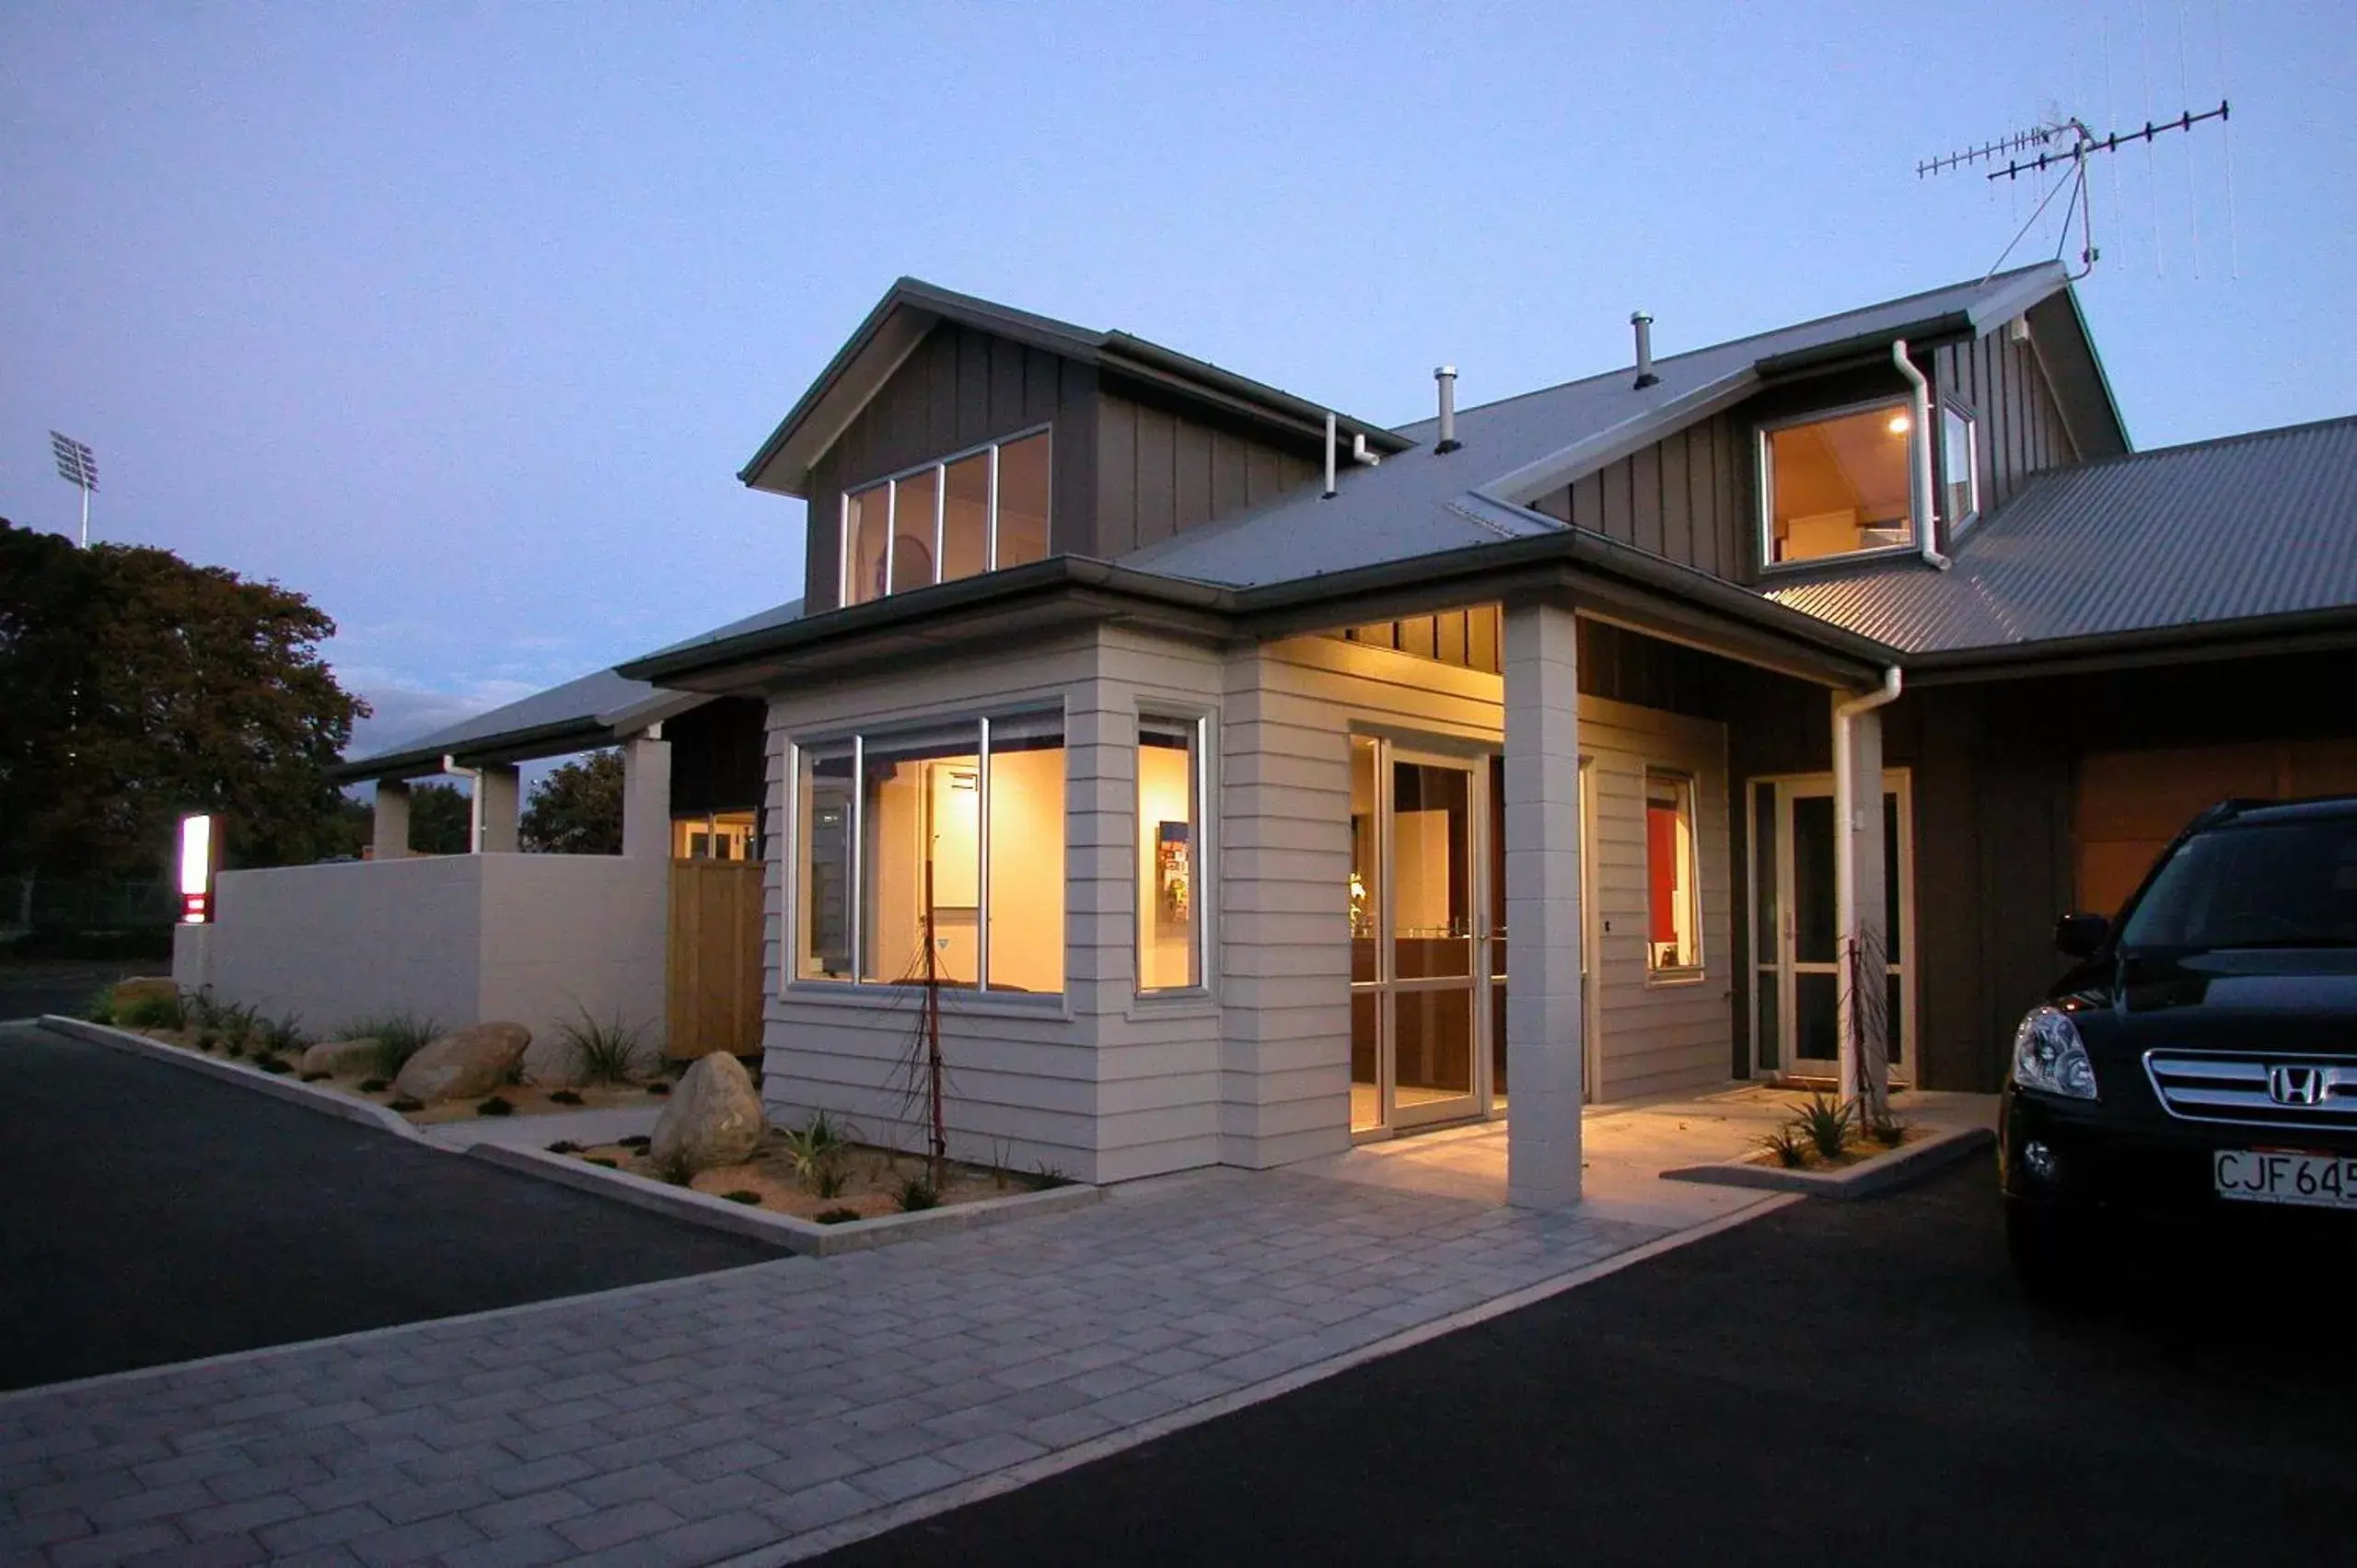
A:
815 1207 860 1225
343 1012 441 1079
118 993 187 1029
85 985 116 1025
254 1056 290 1075
987 1139 1014 1191
588 1156 619 1169
184 988 224 1030
1026 1163 1077 1191
196 1033 219 1052
722 1190 762 1205
225 1043 246 1060
388 1096 424 1112
896 1177 940 1213
476 1096 515 1117
548 1089 584 1106
1865 1109 1909 1148
301 1071 331 1084
813 1167 851 1199
259 1013 308 1057
656 1151 694 1187
547 1140 582 1155
1795 1094 1853 1162
783 1110 854 1197
358 1076 389 1093
644 1082 670 1098
619 1134 652 1151
1759 1125 1811 1168
556 1007 646 1086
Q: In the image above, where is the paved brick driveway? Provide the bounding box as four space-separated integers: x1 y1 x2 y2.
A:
2 1167 1689 1567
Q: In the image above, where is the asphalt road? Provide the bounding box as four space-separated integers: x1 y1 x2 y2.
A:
0 958 147 1025
820 1161 2356 1568
0 1021 786 1392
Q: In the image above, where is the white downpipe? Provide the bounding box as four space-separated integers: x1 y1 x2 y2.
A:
1833 667 1903 1109
441 753 484 854
1322 412 1338 498
1891 340 1950 570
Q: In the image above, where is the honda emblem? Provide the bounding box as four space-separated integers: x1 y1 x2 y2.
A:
2268 1064 2325 1108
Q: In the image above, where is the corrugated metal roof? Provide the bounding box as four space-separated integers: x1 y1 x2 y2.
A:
1765 417 2357 653
1120 263 2074 589
343 598 804 775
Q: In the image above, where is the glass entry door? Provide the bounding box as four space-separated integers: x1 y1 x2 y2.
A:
1748 772 1913 1082
1352 739 1487 1132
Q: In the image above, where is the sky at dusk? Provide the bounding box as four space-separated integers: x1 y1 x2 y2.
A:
5 3 2351 758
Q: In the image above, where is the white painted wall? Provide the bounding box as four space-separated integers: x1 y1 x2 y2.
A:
191 854 665 1047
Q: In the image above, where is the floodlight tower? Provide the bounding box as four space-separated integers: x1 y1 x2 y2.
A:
49 431 99 548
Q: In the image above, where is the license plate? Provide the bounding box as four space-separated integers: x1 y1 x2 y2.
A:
2214 1150 2357 1211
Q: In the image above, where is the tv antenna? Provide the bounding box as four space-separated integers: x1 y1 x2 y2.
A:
1917 100 2229 282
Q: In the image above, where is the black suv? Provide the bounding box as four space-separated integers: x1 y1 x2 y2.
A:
2001 795 2357 1295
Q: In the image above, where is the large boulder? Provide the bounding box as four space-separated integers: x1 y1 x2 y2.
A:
393 1022 531 1103
300 1037 381 1077
111 977 180 1011
649 1054 765 1173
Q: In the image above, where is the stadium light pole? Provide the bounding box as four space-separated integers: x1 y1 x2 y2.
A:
50 431 98 549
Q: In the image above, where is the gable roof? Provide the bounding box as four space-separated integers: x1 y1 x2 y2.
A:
338 598 803 781
1121 262 2107 589
1763 417 2357 660
737 276 1411 498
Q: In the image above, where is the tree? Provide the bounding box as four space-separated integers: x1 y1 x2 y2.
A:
0 518 369 878
520 749 623 854
408 782 473 856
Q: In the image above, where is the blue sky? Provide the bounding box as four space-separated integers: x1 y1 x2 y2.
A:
4 2 2351 755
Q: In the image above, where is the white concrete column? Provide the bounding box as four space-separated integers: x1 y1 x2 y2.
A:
621 731 673 860
1503 597 1585 1209
1833 692 1892 1111
479 764 521 854
371 780 412 860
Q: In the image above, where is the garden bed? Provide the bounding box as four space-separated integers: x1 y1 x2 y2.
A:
554 1129 1067 1224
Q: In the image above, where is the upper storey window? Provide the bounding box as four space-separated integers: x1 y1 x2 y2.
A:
842 430 1051 607
1759 401 1917 566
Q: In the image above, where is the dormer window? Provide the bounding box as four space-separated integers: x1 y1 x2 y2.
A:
1941 401 1980 535
1759 400 1918 566
842 429 1051 607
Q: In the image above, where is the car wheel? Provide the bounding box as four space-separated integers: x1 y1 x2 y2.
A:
2004 1202 2084 1302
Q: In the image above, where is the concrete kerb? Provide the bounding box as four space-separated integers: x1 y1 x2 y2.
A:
714 1188 1802 1568
467 1140 1104 1256
1660 1122 1996 1199
36 1014 431 1144
34 1012 1105 1258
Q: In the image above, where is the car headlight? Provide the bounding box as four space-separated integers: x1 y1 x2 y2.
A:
2012 1005 2099 1099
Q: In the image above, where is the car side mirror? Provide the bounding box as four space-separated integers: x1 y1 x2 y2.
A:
2054 912 2108 959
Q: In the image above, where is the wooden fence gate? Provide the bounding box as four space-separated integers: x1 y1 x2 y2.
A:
666 859 763 1060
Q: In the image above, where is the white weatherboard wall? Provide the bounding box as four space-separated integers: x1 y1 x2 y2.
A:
186 855 666 1046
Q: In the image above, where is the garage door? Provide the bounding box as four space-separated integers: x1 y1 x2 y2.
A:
2076 741 2357 916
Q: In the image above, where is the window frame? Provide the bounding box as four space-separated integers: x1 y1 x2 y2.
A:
1939 398 1980 540
838 424 1052 607
1134 710 1212 998
1643 767 1705 982
1755 396 1923 575
784 701 1069 1001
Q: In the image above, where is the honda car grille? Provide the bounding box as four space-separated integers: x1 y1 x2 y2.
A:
2143 1052 2357 1128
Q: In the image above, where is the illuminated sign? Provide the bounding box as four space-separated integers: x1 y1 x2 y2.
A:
178 813 215 924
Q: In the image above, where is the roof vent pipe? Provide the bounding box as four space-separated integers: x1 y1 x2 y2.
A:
1434 366 1461 454
1322 412 1338 499
1631 311 1659 389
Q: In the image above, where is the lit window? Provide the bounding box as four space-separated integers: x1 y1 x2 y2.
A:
794 712 1065 993
1760 401 1917 564
1941 402 1979 531
671 811 757 861
841 429 1052 606
1137 717 1202 992
1645 771 1701 973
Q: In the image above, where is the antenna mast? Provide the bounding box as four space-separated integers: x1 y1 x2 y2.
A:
1917 100 2229 281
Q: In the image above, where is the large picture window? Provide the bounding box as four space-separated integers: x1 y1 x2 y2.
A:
1137 716 1203 992
793 712 1065 994
1645 771 1701 974
841 430 1052 607
1759 401 1918 565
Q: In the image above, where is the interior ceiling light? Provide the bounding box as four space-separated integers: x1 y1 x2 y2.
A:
1887 413 1912 435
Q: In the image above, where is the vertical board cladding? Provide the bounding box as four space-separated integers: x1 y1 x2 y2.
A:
759 632 1112 1179
1094 389 1321 557
1527 412 1744 580
800 321 1097 614
1933 325 2081 517
1232 631 1737 1139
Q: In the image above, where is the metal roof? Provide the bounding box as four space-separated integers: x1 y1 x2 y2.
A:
1120 263 2084 590
1765 416 2357 655
340 598 803 780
